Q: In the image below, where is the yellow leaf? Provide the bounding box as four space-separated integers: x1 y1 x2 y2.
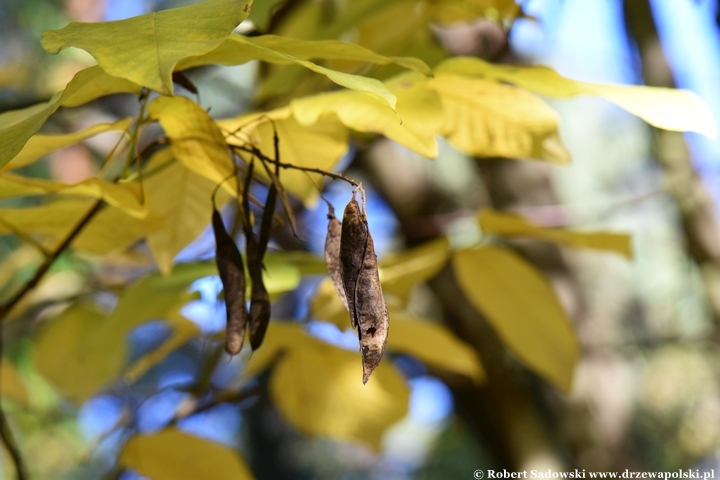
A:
452 246 580 391
245 323 408 449
34 304 124 403
41 0 252 95
429 73 570 162
120 429 254 480
143 149 229 275
0 117 132 173
0 362 30 407
310 277 351 330
0 66 141 169
380 237 450 302
478 209 632 258
179 34 399 110
432 0 522 25
0 198 161 253
292 72 442 158
436 57 718 139
220 108 349 202
387 314 485 383
0 174 146 218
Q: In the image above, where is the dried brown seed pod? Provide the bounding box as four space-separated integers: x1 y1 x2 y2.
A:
246 233 270 351
324 205 349 319
340 192 389 384
212 208 247 355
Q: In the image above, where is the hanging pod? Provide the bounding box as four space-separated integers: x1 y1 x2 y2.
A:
339 191 389 384
211 208 247 355
324 204 349 318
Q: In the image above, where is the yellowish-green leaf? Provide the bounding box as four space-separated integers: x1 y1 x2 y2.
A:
436 57 717 139
292 72 442 158
0 361 30 407
120 429 254 480
0 198 161 253
387 314 485 383
144 149 228 275
148 96 237 196
452 246 580 391
0 174 146 218
429 73 570 162
0 66 141 169
219 108 349 202
41 0 252 95
380 236 450 302
311 277 351 330
180 34 399 109
479 209 632 258
34 304 124 403
1 117 132 173
432 0 522 25
245 322 408 449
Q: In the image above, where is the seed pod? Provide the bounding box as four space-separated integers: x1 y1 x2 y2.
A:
212 208 247 355
324 206 349 319
340 193 389 384
246 232 270 351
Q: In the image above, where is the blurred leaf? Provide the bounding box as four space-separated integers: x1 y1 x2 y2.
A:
432 0 522 25
34 304 124 403
148 96 237 196
436 57 718 139
0 66 141 169
478 209 632 258
144 149 229 275
0 361 30 407
0 117 132 173
380 237 450 302
245 322 408 449
292 72 442 158
387 314 486 383
311 277 351 329
452 246 580 391
0 198 161 253
119 429 254 480
220 108 349 202
41 0 252 94
429 73 569 162
0 175 146 218
247 0 283 30
180 34 399 109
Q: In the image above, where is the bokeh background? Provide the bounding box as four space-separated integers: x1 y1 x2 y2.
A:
2 0 720 478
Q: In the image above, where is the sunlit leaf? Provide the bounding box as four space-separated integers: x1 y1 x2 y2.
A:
380 236 450 302
311 277 351 329
478 209 632 258
144 149 229 275
0 361 30 407
0 174 146 218
244 322 408 449
429 73 570 162
432 0 522 25
436 57 718 139
0 117 132 173
219 108 349 202
387 314 485 383
0 66 141 169
179 34 399 109
148 96 237 196
292 72 442 158
120 429 254 480
452 246 580 391
41 0 252 94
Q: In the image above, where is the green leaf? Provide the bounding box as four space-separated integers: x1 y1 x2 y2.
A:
436 57 718 139
429 73 570 162
386 314 486 383
0 117 132 173
478 209 632 258
292 72 442 158
245 322 409 450
0 174 146 218
0 361 30 407
452 246 580 391
148 96 237 195
179 34 400 109
41 0 253 95
120 429 254 480
0 66 141 169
